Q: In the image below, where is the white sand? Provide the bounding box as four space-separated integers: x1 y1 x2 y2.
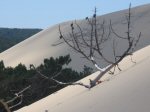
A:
15 45 150 112
0 4 150 71
0 4 149 111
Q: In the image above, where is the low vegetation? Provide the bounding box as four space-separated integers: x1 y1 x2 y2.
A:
0 55 93 111
0 28 42 52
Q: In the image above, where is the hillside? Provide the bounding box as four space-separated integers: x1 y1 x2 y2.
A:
0 54 90 111
15 45 150 112
0 3 149 112
0 28 42 52
0 4 150 71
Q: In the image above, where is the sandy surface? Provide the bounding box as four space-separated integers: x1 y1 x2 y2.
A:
14 45 150 112
0 4 150 71
0 4 150 111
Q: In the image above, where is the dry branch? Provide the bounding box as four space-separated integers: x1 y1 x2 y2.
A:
57 4 141 87
6 85 31 110
30 64 91 89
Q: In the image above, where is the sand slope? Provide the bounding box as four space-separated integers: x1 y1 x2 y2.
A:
15 45 150 112
0 4 150 71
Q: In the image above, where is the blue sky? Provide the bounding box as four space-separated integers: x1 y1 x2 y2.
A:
0 0 149 29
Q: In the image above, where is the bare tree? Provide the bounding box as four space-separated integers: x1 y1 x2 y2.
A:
0 5 141 112
7 85 31 110
0 85 31 112
57 4 141 87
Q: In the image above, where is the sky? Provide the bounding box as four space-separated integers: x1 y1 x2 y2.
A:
0 0 149 29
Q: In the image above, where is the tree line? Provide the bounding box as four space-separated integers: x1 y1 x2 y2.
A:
0 55 93 111
0 28 41 52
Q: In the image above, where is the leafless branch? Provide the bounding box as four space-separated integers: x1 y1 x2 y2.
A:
9 95 23 110
6 85 31 110
56 4 141 87
30 64 91 89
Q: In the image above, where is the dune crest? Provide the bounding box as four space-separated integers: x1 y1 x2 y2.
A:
15 45 150 112
0 4 150 71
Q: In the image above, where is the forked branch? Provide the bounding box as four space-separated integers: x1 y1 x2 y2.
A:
57 4 141 87
5 85 31 110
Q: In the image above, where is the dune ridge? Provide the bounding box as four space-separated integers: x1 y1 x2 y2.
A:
15 45 150 112
0 4 150 71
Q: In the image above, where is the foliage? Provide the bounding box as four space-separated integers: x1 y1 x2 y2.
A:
0 28 42 52
0 55 93 111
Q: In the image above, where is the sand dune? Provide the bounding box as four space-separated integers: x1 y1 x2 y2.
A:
0 4 150 71
0 3 148 112
15 45 150 112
